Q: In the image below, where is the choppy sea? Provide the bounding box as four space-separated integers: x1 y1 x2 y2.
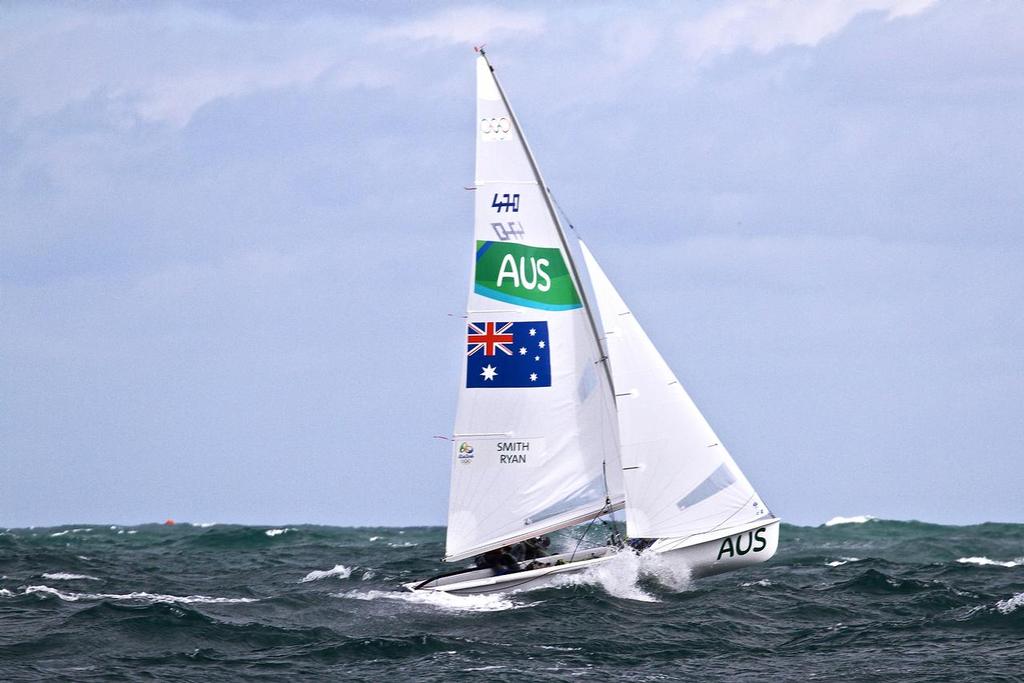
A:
1 519 1021 681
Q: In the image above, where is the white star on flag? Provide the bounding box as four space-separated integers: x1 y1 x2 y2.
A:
529 328 536 336
481 364 498 381
534 355 540 361
530 373 538 382
519 347 527 355
538 340 546 349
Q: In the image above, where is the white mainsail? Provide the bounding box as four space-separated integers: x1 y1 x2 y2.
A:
580 241 772 540
444 55 623 563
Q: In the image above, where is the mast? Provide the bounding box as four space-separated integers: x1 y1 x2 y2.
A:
478 50 617 404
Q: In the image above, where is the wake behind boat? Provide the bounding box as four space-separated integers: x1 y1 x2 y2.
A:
406 51 779 595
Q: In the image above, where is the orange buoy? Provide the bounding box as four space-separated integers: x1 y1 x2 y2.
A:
164 519 175 526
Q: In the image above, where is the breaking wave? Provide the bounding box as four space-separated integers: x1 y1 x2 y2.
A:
824 515 876 526
10 585 258 604
956 556 1023 568
332 589 535 613
300 564 353 583
264 528 294 537
995 592 1024 614
41 572 100 581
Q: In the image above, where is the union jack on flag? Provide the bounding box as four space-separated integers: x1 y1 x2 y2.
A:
466 322 514 357
465 321 551 388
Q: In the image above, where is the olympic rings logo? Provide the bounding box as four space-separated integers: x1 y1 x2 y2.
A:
479 116 512 141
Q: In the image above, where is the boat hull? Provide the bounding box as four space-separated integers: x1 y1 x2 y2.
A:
403 546 616 595
405 519 780 595
650 517 780 578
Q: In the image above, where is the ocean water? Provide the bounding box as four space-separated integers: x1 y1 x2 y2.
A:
1 519 1021 681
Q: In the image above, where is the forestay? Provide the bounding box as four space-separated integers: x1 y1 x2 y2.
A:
444 56 624 563
580 242 771 540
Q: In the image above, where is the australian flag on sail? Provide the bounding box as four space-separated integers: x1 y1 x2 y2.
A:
466 321 551 388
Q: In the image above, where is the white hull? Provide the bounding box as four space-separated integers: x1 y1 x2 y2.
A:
406 518 780 595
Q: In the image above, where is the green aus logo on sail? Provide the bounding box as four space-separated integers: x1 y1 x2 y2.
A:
474 240 581 311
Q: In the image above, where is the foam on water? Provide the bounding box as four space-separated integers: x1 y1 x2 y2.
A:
300 564 353 583
14 586 258 604
333 589 535 613
824 515 876 527
50 528 94 537
826 557 861 567
957 556 1023 568
996 592 1024 614
265 528 293 537
42 572 100 581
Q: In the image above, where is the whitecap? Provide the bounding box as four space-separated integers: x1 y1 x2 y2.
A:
195 523 217 528
265 528 293 537
387 541 417 547
333 588 534 612
741 579 773 587
996 592 1024 614
369 536 381 542
0 589 13 597
300 565 353 583
361 570 376 581
826 557 861 567
42 573 100 581
21 585 258 604
824 515 876 526
957 556 1023 568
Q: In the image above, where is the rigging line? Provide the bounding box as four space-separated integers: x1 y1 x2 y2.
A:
568 500 617 564
549 189 581 237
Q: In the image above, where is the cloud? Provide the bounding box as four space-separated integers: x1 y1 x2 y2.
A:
0 6 394 127
676 0 937 62
371 6 546 46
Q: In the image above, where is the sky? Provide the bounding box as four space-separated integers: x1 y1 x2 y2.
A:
2 1 1022 528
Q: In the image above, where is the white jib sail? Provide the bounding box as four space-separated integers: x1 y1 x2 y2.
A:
444 56 624 563
580 241 772 540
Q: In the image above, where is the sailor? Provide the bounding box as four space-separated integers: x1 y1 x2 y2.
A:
627 537 656 553
522 536 551 560
476 548 520 575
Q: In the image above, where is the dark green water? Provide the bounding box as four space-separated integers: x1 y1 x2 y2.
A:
1 520 1021 681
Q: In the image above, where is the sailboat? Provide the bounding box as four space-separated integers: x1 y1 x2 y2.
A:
406 51 779 595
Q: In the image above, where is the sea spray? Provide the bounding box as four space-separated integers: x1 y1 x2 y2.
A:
549 549 693 601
